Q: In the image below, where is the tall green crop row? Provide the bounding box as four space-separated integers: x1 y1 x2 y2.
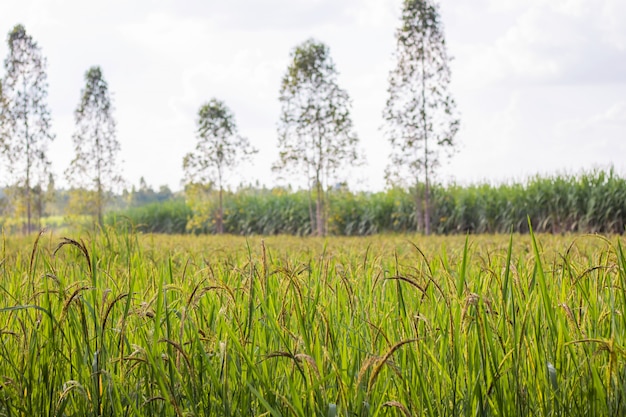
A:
432 169 626 234
106 169 626 235
1 231 625 415
107 199 192 234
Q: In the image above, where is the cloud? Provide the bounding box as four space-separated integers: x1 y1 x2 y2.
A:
556 101 626 144
154 0 368 33
3 0 625 191
345 0 398 28
448 0 626 89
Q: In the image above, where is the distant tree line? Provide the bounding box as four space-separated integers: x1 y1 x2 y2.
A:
1 0 462 235
0 178 177 233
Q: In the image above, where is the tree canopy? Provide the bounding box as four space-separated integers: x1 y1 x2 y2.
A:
274 38 360 236
384 0 459 235
183 98 256 234
65 66 122 225
1 24 54 233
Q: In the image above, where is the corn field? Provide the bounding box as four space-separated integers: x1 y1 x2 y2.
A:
108 169 626 235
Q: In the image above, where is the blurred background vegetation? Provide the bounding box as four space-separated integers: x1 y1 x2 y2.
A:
3 169 624 236
99 168 625 236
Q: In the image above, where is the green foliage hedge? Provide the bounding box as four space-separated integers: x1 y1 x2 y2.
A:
108 169 626 235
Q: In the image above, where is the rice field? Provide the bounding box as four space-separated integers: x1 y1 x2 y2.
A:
0 229 625 416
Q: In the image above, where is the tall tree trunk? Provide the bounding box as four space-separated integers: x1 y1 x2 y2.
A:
314 173 324 236
97 181 103 227
414 185 424 233
218 184 224 234
34 186 43 229
424 171 431 235
25 109 32 235
420 16 431 236
307 181 315 236
315 182 324 236
96 136 102 227
26 174 31 234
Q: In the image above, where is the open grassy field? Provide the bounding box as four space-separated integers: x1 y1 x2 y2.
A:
0 229 625 416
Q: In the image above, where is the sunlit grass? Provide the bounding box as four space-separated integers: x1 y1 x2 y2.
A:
0 229 624 415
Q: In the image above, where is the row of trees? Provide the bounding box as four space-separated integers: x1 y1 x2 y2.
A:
1 0 459 235
183 0 459 235
0 25 121 233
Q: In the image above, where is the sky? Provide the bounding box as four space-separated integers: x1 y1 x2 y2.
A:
1 0 625 192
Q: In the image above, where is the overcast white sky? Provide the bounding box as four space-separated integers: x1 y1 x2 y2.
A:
2 0 625 192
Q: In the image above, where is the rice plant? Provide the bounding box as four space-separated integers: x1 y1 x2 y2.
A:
0 229 624 415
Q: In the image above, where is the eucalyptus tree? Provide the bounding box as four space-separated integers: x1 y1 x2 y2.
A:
65 66 122 226
183 98 256 234
274 38 360 236
383 0 459 235
1 24 54 233
0 79 7 156
0 79 9 214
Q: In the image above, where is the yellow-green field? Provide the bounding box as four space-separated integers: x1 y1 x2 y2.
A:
0 230 625 416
